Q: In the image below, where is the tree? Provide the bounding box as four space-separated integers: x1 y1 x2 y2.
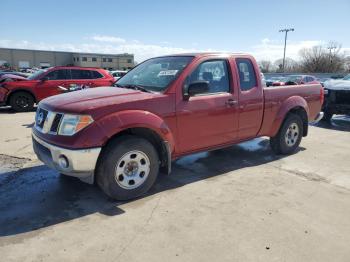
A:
273 58 299 73
258 60 272 73
299 42 345 73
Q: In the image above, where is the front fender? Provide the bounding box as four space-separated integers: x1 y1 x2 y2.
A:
96 110 176 152
269 96 309 137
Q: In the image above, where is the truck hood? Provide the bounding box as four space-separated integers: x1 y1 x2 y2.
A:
324 79 350 91
40 87 158 115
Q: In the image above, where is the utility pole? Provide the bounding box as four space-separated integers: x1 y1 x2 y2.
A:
279 28 294 72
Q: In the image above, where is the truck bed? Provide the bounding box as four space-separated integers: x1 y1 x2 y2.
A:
259 84 323 136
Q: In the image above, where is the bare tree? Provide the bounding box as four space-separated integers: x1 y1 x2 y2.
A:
274 58 300 73
258 60 272 73
299 42 345 73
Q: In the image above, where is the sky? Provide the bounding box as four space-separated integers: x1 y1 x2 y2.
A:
1 0 349 63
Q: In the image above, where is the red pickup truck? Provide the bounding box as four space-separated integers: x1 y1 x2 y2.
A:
32 53 324 200
0 66 114 112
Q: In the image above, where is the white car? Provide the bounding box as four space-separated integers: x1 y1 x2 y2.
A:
110 70 128 81
324 74 350 91
322 74 350 121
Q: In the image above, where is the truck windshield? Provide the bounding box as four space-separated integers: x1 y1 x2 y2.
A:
116 56 193 92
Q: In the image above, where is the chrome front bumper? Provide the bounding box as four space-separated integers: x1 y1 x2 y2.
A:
310 112 324 123
32 132 101 184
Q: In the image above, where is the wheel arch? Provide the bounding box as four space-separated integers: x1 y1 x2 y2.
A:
95 110 175 176
6 89 37 105
269 96 309 137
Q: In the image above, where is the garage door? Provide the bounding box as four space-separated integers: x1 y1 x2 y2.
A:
18 61 30 68
40 62 51 68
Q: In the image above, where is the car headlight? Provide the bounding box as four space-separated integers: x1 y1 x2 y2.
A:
58 114 94 136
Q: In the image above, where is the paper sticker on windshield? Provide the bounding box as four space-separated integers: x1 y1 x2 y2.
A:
158 70 178 76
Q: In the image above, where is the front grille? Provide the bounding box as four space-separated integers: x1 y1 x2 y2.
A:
35 107 64 134
50 113 63 133
36 108 48 128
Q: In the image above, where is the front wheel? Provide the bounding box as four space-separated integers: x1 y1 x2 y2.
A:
270 114 303 155
96 136 159 200
9 91 34 112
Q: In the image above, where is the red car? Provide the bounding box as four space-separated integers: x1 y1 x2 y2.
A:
0 66 114 111
32 53 323 200
272 75 319 86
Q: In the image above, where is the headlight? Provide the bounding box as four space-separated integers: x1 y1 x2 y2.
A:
58 114 93 136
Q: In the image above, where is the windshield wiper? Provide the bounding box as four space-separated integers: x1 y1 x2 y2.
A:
115 83 153 93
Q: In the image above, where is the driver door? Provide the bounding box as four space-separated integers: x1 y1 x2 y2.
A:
36 69 71 99
176 59 239 153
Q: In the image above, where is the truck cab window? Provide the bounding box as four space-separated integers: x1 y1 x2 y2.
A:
236 58 257 91
186 60 230 94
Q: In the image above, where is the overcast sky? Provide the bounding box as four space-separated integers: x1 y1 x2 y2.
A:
1 0 349 62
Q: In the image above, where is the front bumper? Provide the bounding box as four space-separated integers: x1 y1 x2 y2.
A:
32 132 101 184
310 112 324 124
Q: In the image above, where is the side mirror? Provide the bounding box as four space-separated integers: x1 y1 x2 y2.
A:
40 77 49 82
184 81 209 100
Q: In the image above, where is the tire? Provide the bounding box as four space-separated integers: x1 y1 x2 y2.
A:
322 110 333 122
9 91 34 112
96 135 159 200
270 113 303 155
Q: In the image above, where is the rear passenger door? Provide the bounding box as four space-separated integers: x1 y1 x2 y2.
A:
70 69 95 89
235 58 264 140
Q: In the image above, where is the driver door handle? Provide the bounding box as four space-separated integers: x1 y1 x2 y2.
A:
225 99 238 106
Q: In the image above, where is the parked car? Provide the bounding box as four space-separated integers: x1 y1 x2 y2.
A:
0 71 29 78
32 53 323 200
265 76 286 87
322 74 350 121
0 73 27 84
0 66 114 111
272 75 319 86
110 70 128 81
317 77 331 87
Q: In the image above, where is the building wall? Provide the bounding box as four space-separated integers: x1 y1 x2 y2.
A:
0 48 134 70
73 53 134 70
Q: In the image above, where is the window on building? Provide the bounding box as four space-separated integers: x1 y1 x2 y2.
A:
73 57 75 62
127 59 132 63
76 57 79 62
71 69 93 79
82 57 87 62
92 57 97 62
236 58 257 91
45 69 69 80
102 58 107 62
108 58 113 62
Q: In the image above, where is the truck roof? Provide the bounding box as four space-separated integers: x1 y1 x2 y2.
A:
155 52 252 58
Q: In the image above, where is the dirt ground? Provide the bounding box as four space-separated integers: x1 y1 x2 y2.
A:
1 107 350 262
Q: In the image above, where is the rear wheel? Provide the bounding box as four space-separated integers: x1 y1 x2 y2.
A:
96 136 159 200
270 113 303 155
9 91 34 112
